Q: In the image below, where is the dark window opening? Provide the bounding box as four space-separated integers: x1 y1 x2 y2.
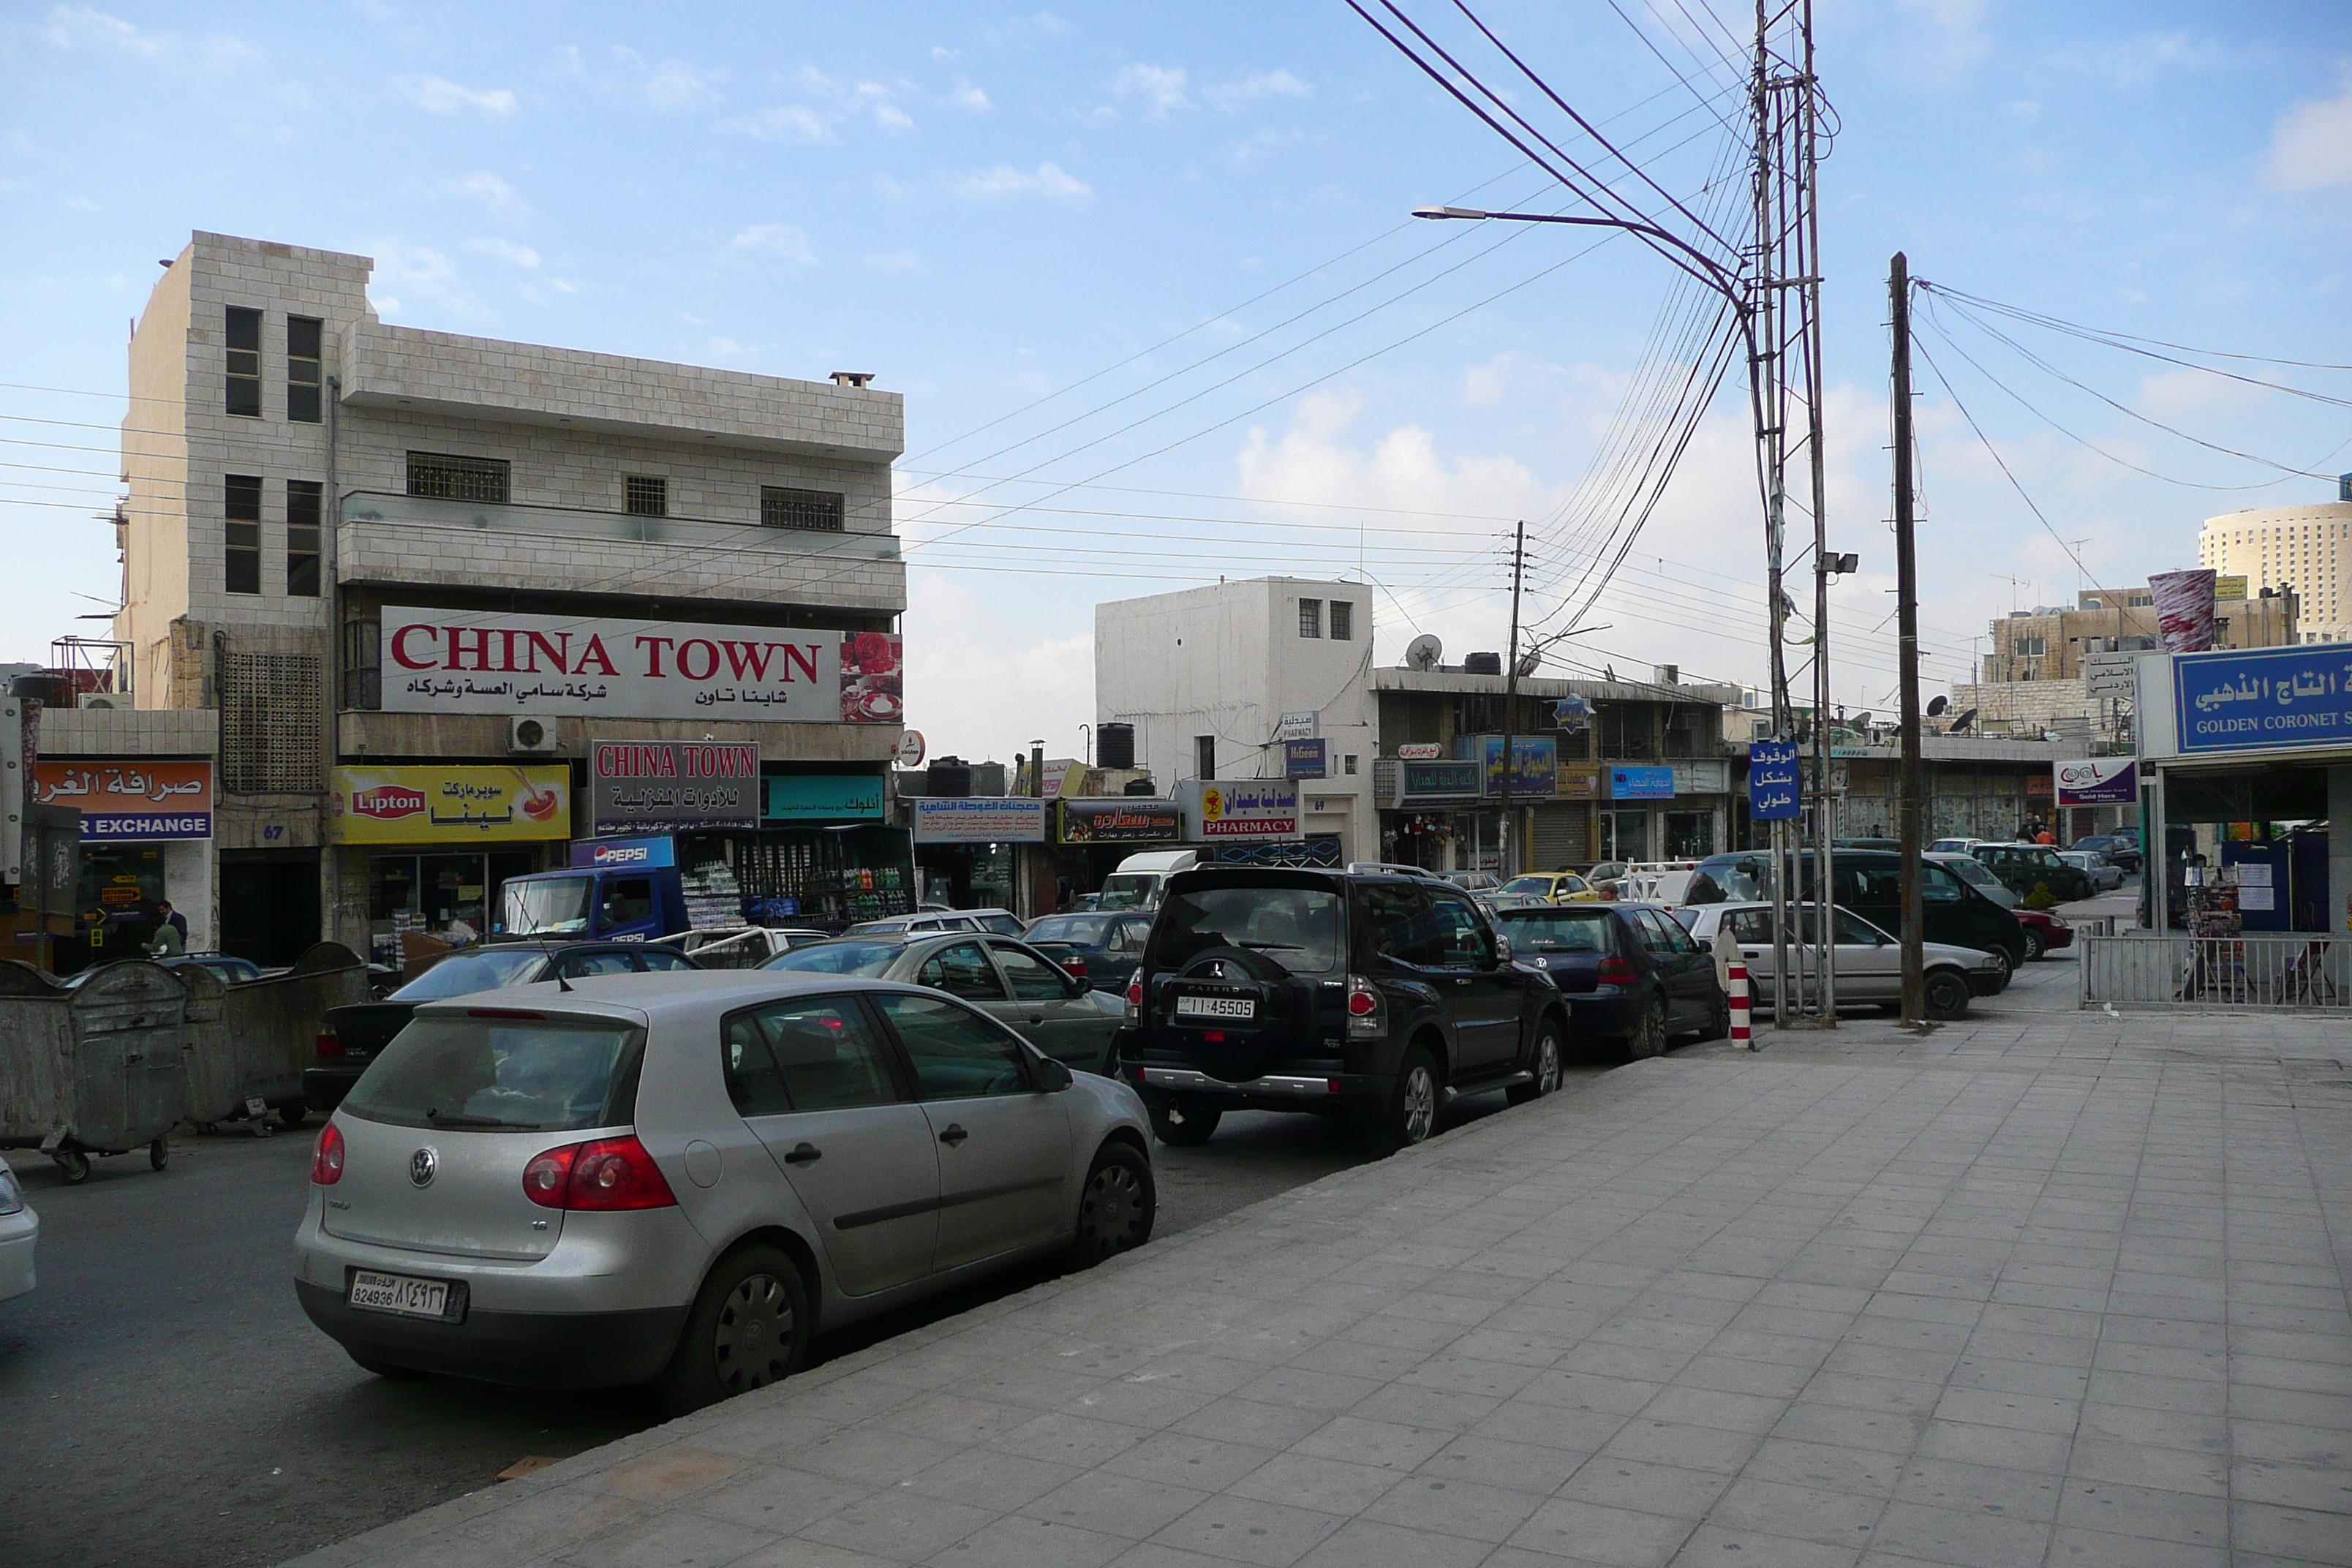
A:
406 451 510 504
761 486 845 532
1194 735 1215 780
225 306 262 417
286 315 322 423
1329 600 1354 640
286 480 321 597
225 473 263 595
625 475 668 517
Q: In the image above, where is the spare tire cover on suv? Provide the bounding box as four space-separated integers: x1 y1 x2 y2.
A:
1162 944 1302 1084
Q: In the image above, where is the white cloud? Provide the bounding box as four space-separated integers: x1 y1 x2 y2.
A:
2266 69 2352 190
901 570 1093 766
369 241 489 321
640 59 717 111
949 77 990 111
983 12 1071 46
464 236 540 269
729 222 817 263
957 160 1091 200
442 170 527 217
723 103 832 142
1108 63 1193 120
1461 351 1517 410
1892 0 1989 74
32 4 256 67
874 102 916 133
393 74 518 116
1207 69 1311 108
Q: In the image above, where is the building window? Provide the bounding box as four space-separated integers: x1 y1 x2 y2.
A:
1194 735 1216 780
2014 636 2046 657
1343 754 1358 776
761 486 845 532
625 475 668 517
287 316 323 423
225 474 262 595
407 451 510 504
225 306 262 417
1329 601 1354 640
1298 599 1322 638
286 480 322 596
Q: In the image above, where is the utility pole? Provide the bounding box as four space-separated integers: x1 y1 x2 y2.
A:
1891 252 1926 1022
1499 521 1526 878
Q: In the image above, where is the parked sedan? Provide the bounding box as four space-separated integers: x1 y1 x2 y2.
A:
1679 902 2005 1020
1490 902 1727 1059
306 941 701 1112
295 972 1155 1410
0 1161 35 1305
764 934 1126 1074
1497 871 1599 904
2059 851 2125 894
847 908 1028 938
1022 912 1153 991
2068 833 2142 874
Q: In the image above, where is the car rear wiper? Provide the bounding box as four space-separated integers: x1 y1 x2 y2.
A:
1238 941 1305 951
423 1109 538 1130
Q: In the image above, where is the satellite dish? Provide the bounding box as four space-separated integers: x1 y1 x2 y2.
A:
1949 707 1978 733
1851 712 1872 728
1926 695 1948 717
1405 634 1443 671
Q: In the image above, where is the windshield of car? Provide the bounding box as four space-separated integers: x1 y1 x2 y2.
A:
392 946 557 1001
1027 915 1109 943
762 939 903 976
1493 908 1616 953
1151 885 1343 975
499 875 594 936
1098 873 1158 911
1500 875 1556 897
1942 857 2000 889
342 1013 641 1133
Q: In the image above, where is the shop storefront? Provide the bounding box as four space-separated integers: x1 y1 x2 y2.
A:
912 795 1045 911
1600 761 1729 861
728 771 910 927
1376 758 1482 870
1052 796 1183 902
327 764 571 966
32 760 214 974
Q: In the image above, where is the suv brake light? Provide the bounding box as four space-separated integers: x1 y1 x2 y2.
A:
523 1135 677 1211
1346 974 1384 1038
1597 956 1638 986
314 1030 344 1059
1125 977 1143 1020
310 1121 344 1185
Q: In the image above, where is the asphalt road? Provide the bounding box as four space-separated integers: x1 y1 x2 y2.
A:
0 1073 1592 1568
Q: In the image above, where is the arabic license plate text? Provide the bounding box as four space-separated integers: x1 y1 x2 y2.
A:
1175 995 1256 1020
349 1270 451 1319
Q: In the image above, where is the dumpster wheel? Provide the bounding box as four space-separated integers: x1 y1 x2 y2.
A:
53 1149 91 1183
150 1138 170 1172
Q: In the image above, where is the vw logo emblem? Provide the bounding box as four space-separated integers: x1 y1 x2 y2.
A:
408 1147 438 1188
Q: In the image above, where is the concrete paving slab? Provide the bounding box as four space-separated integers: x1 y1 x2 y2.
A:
282 976 2352 1568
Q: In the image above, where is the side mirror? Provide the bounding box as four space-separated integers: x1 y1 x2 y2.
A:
1493 934 1515 964
1035 1054 1074 1091
1067 975 1093 996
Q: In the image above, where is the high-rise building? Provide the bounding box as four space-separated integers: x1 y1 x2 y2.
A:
2198 480 2352 644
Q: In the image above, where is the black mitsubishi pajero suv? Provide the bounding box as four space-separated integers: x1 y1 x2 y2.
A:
1114 867 1570 1150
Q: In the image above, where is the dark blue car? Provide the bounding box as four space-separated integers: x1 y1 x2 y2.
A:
1492 902 1727 1060
1022 911 1153 990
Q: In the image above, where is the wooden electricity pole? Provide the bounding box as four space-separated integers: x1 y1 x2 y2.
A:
1499 520 1526 877
1891 252 1926 1022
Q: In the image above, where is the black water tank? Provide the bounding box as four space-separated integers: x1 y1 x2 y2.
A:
927 757 972 798
1123 775 1158 796
1098 723 1135 770
1463 651 1503 674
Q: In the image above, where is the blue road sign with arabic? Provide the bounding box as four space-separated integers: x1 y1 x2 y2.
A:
2174 645 2352 755
1748 740 1802 821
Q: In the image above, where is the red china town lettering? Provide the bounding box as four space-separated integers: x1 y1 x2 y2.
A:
595 744 757 779
390 622 818 682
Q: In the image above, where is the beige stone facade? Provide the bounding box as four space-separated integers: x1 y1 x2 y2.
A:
2198 493 2352 644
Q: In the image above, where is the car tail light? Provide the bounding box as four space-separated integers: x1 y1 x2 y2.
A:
310 1121 344 1186
1125 977 1143 1021
1597 956 1638 986
523 1135 677 1212
1346 974 1384 1038
314 1030 344 1059
1060 956 1088 978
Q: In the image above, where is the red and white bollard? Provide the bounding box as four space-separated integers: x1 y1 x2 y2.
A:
1729 962 1753 1049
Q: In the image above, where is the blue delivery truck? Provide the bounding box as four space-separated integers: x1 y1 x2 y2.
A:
495 837 695 942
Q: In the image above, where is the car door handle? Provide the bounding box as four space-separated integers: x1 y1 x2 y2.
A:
938 1123 969 1147
783 1142 821 1166
1027 1014 1046 1025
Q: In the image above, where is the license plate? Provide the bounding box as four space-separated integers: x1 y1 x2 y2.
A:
1175 995 1256 1020
349 1270 452 1319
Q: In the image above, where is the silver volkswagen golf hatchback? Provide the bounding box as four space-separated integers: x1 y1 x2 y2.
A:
295 971 1156 1411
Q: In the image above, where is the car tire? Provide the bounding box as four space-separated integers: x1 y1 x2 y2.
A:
1923 969 1970 1020
1986 944 2015 990
1147 1096 1221 1147
347 1352 429 1381
1695 996 1730 1042
1073 1141 1156 1262
2019 928 2046 964
656 1243 810 1416
1626 997 1667 1061
1366 1044 1441 1151
1507 1021 1564 1107
149 1138 169 1172
277 1099 308 1130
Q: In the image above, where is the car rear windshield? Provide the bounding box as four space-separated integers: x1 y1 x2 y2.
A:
1150 885 1343 975
1494 908 1616 953
499 875 593 936
1027 915 1109 943
392 946 553 1001
1500 875 1558 897
341 1013 642 1132
763 940 903 976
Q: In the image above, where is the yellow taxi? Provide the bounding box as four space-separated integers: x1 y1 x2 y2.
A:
1498 870 1599 903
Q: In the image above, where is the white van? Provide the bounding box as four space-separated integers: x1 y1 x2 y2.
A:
1098 849 1199 911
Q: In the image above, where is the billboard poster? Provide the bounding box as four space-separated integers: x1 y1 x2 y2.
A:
1176 779 1301 842
2148 570 2217 654
589 740 760 835
912 796 1047 844
328 765 570 843
1283 739 1327 779
2054 757 2138 807
1058 799 1183 844
2174 644 2352 755
380 606 902 724
763 774 886 823
1399 760 1482 803
1463 735 1557 796
33 761 214 841
1611 765 1676 801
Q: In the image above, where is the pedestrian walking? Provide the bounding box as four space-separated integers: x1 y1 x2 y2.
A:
148 905 185 957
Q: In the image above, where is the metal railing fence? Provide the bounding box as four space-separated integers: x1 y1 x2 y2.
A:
2080 932 2351 1011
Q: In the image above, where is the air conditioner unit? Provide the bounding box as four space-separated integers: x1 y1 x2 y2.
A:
508 715 556 753
78 693 121 710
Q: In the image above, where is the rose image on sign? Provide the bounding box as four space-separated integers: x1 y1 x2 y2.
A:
841 631 903 724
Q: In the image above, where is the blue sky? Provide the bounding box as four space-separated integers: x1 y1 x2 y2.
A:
4 1 2348 764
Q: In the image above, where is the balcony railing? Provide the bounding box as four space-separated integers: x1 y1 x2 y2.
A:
340 491 901 562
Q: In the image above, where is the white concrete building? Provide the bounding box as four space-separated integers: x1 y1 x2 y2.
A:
67 230 911 968
2199 480 2352 644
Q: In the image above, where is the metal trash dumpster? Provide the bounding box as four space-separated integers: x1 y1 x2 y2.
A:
0 959 188 1182
181 942 369 1134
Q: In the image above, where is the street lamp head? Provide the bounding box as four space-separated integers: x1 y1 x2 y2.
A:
1411 206 1489 220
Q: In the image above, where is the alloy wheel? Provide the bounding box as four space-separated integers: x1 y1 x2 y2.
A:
1536 1032 1562 1093
712 1273 794 1395
1401 1064 1436 1144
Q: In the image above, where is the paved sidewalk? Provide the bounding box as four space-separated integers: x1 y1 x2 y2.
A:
287 1000 2351 1568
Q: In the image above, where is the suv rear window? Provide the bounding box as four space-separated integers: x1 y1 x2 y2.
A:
342 1013 642 1132
1152 884 1343 975
1494 907 1615 953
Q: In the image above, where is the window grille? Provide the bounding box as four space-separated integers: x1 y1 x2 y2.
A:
1329 601 1354 640
226 307 261 417
625 475 668 517
220 652 323 794
406 451 510 504
1298 599 1322 638
761 486 845 531
287 316 323 423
